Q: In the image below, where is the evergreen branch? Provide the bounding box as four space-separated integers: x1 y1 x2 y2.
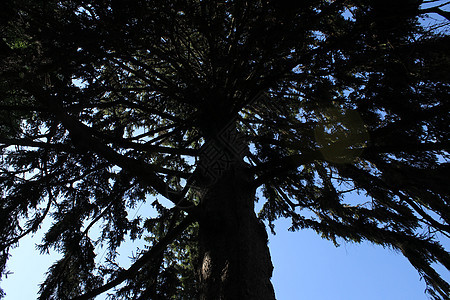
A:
397 193 450 239
251 149 324 187
0 188 53 252
0 104 48 112
32 91 194 209
306 212 450 299
336 164 450 235
71 214 196 300
0 138 72 152
66 99 183 123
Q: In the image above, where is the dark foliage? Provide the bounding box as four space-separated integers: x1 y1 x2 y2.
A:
0 0 449 299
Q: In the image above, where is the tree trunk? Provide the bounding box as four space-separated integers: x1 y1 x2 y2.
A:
197 165 276 300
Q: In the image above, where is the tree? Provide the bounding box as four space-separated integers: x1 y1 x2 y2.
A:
1 0 449 299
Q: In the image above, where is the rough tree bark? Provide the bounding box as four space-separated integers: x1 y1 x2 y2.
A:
197 164 276 300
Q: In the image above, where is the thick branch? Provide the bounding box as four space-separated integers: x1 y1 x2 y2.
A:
0 138 72 152
251 149 323 187
420 7 450 21
34 93 194 209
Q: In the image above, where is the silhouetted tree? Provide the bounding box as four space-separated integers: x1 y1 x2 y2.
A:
1 1 449 299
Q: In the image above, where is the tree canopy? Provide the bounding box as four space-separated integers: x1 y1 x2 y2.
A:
1 0 449 299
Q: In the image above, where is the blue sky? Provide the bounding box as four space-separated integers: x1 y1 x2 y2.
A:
270 217 450 300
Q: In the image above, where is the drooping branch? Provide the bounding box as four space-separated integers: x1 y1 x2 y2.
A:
0 188 53 252
30 90 195 209
71 214 196 300
251 149 324 187
0 138 73 152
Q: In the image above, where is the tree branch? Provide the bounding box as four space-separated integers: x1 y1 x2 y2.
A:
70 214 196 300
0 190 53 252
0 138 72 152
251 149 323 187
419 7 450 21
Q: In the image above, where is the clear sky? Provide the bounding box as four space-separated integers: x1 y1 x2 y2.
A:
270 217 450 300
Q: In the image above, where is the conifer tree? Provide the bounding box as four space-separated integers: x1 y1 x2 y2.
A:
1 0 449 299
